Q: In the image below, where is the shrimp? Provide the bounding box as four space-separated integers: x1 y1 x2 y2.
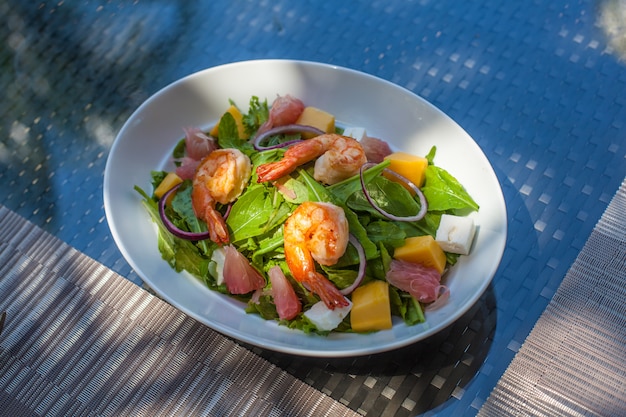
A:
191 148 252 244
256 133 367 185
283 201 350 309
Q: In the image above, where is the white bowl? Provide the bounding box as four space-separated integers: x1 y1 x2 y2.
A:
104 59 507 357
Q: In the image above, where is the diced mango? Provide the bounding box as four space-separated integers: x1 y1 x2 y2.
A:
295 106 335 138
154 172 183 207
350 280 392 332
383 152 429 188
393 235 446 274
154 172 183 199
210 104 249 139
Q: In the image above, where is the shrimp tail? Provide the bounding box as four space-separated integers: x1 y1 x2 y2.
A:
204 206 230 245
305 271 350 310
257 139 326 183
256 157 298 183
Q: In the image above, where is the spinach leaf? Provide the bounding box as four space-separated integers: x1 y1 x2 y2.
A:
347 175 422 219
365 220 406 249
172 138 186 162
217 112 254 153
422 165 479 212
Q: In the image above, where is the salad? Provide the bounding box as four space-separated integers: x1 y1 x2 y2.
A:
135 94 479 335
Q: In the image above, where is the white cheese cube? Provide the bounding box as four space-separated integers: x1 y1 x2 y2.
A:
210 247 226 285
303 299 352 331
435 214 476 255
342 127 367 141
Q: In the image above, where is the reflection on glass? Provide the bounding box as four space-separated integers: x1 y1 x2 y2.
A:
598 0 626 61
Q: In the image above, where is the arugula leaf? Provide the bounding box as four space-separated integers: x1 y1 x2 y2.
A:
170 183 212 255
321 267 359 291
403 295 426 325
226 185 270 241
172 138 186 162
242 96 269 136
251 232 285 266
135 186 210 279
150 170 168 195
227 184 291 243
245 295 279 320
327 160 390 202
389 286 425 325
366 242 393 280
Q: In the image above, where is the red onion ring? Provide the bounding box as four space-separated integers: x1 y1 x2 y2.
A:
424 285 450 310
340 234 367 295
359 162 428 222
252 124 325 150
158 183 212 241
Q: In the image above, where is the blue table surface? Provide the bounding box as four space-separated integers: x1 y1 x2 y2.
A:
1 1 625 415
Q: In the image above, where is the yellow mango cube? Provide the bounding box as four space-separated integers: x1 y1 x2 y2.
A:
210 104 249 139
383 152 429 188
295 106 335 138
393 235 446 274
350 280 392 332
154 172 183 199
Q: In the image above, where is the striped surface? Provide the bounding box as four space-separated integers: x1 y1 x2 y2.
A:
0 205 359 417
479 178 626 416
1 1 626 415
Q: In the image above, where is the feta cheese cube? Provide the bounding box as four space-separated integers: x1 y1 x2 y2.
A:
210 247 226 285
342 127 367 141
303 299 352 332
435 214 476 255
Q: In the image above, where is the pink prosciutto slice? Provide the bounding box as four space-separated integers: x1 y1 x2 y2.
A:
268 265 302 320
360 135 392 163
222 245 265 294
385 259 447 304
256 95 305 135
175 127 217 179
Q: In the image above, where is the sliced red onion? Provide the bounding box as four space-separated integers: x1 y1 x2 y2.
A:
340 234 367 295
223 203 232 221
158 183 212 241
424 286 450 311
359 162 428 222
252 124 325 150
